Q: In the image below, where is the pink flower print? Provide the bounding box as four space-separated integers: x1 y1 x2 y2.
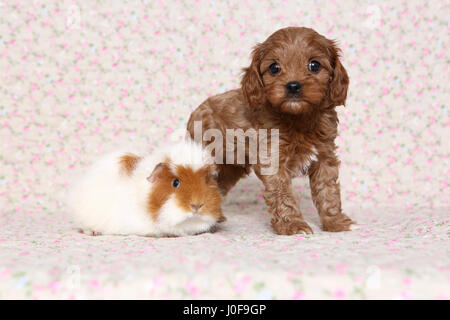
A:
185 282 199 297
234 275 251 293
89 279 100 287
292 291 306 300
334 289 346 299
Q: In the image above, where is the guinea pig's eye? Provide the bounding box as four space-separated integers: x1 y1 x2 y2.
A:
172 178 180 188
269 62 281 75
308 60 321 73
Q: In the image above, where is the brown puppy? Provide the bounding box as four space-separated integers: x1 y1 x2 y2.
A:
187 27 356 235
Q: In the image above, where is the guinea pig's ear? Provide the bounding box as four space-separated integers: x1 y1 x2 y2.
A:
328 41 349 107
147 163 168 183
241 43 265 109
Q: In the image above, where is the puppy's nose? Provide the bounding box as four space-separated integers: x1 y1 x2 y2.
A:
286 81 302 94
190 203 204 212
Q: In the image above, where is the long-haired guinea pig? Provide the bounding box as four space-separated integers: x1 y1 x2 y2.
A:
68 141 225 237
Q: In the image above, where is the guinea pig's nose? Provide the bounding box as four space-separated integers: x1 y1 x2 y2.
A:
191 203 204 212
286 81 301 94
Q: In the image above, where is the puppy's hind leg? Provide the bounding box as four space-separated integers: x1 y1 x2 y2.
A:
217 164 249 196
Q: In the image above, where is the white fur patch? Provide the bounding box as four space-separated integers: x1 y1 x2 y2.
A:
163 141 214 171
155 195 217 236
156 194 189 228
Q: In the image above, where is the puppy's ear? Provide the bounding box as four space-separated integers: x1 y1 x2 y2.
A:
328 42 349 107
241 44 265 109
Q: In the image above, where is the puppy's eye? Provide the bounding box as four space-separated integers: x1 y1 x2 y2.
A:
308 60 321 73
172 178 180 188
269 62 281 75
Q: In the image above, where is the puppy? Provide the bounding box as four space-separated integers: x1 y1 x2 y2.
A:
187 27 356 235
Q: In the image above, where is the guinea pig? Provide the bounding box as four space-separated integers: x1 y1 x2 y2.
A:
68 141 225 237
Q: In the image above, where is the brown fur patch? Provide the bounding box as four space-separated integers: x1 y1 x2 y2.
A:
173 165 223 219
146 163 223 222
146 163 175 221
119 153 141 175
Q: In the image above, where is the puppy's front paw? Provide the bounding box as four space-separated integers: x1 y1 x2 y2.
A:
322 213 356 232
272 217 313 235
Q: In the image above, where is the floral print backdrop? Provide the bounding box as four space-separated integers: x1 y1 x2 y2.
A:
0 0 449 299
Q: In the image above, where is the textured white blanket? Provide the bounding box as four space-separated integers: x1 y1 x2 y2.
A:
1 175 448 299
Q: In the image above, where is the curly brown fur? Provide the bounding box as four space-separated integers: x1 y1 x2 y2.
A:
187 27 356 235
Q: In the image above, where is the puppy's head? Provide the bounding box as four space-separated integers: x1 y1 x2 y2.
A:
241 27 349 115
